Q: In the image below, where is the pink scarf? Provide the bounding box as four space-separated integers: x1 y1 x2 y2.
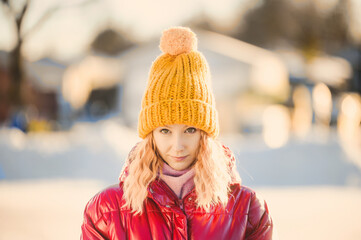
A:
160 163 195 199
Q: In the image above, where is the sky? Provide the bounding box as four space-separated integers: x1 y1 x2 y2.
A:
0 0 360 61
0 0 245 61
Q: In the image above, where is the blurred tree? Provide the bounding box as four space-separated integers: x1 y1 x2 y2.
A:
233 0 350 60
1 0 97 118
321 0 349 53
234 0 295 48
2 0 28 108
91 28 134 56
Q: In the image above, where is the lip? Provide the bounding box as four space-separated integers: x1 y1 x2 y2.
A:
171 155 188 161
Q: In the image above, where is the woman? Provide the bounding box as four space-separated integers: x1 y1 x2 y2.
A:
81 27 274 240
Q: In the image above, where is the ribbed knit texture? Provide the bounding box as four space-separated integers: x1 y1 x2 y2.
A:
138 27 219 139
160 163 195 199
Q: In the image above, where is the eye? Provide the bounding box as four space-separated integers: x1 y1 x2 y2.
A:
160 128 170 134
185 127 196 133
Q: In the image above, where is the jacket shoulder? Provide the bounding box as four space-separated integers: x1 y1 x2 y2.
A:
84 183 126 223
230 184 273 239
229 183 257 200
81 184 128 239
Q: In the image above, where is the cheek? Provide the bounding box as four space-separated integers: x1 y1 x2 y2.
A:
154 135 169 154
158 144 168 155
189 135 201 154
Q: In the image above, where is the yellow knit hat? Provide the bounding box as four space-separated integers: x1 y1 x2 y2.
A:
138 26 219 139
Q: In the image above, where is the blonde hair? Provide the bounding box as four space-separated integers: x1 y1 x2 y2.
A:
122 131 240 214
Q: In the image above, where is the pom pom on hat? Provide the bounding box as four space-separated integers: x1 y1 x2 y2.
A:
159 27 197 55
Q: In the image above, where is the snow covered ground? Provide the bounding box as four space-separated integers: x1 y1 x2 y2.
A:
259 186 361 240
1 119 361 239
1 180 360 240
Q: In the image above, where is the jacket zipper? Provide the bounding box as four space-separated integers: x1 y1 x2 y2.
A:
179 199 184 211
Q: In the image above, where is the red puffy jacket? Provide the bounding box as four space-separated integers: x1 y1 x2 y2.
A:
81 179 273 239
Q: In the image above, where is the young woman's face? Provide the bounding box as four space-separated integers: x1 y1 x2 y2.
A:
153 124 201 171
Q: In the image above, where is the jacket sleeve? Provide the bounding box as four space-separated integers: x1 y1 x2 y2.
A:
81 186 127 240
245 192 274 240
81 195 108 240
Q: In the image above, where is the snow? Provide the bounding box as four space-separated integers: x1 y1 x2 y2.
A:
1 180 360 240
0 179 105 240
258 186 361 240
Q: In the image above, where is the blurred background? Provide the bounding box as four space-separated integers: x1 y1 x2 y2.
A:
0 0 361 239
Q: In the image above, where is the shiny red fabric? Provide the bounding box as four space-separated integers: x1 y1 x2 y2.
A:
81 179 273 240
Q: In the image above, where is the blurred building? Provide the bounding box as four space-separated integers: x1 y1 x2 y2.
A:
61 54 123 123
0 51 65 131
276 48 354 134
0 51 11 123
59 28 133 126
25 58 66 122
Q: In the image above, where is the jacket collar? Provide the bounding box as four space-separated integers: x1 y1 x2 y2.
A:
147 178 196 208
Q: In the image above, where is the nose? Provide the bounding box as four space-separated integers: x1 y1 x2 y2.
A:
172 133 185 153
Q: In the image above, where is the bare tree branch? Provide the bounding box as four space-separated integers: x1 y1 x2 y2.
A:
21 0 98 40
16 0 28 41
4 0 98 110
1 0 14 16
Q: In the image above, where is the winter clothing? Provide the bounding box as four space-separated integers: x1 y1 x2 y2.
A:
160 162 195 198
137 27 219 139
81 180 273 240
81 146 274 240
